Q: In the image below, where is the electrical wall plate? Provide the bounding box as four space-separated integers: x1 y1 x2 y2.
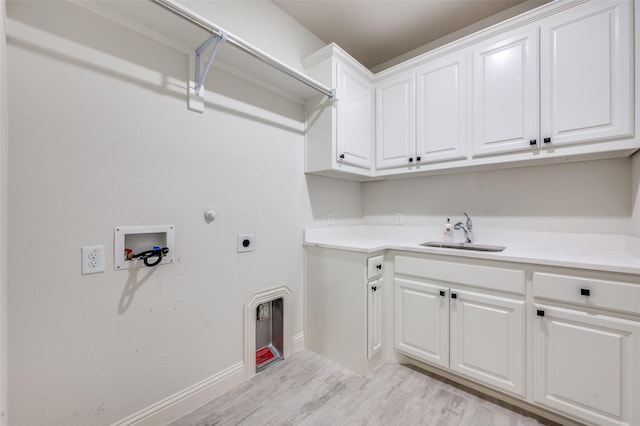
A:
237 234 254 253
81 245 105 275
115 225 175 270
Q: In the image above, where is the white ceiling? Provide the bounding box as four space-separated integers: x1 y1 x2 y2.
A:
274 0 550 70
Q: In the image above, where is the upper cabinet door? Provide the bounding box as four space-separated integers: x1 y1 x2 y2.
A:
540 1 632 147
375 72 416 170
336 61 374 169
416 51 469 163
471 27 539 156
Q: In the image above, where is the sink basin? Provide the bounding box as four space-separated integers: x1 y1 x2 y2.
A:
420 241 506 252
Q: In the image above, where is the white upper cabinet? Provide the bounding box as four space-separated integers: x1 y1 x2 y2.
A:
375 51 468 171
540 0 632 147
375 72 415 170
471 27 539 156
304 44 374 180
472 0 633 158
306 0 636 180
336 61 375 169
416 51 469 163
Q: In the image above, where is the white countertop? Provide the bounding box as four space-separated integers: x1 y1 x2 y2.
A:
304 226 640 275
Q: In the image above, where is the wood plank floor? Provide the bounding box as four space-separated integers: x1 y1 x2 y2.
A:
170 350 563 426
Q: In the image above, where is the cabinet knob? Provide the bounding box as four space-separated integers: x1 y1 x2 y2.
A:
544 137 551 144
408 157 414 163
537 309 545 317
416 156 421 162
439 290 446 297
529 139 537 146
581 288 591 296
376 264 382 270
371 285 378 292
339 153 345 159
451 293 457 299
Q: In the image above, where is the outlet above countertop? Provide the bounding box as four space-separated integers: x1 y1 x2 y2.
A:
303 226 640 275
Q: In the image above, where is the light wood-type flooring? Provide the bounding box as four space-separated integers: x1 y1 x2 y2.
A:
171 350 564 426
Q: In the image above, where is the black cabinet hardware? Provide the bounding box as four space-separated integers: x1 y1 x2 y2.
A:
581 288 591 296
529 139 537 146
409 157 414 163
339 153 345 159
544 137 551 143
451 293 457 299
439 290 446 297
416 156 421 162
376 264 382 270
537 309 545 317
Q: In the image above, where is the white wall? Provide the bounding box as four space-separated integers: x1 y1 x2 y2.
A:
363 158 632 234
6 1 360 425
0 1 8 425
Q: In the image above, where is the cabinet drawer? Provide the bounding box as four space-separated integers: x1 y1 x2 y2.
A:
367 255 384 279
533 273 640 315
395 256 525 294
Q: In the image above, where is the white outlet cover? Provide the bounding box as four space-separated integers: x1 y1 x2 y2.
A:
237 234 254 253
82 245 105 275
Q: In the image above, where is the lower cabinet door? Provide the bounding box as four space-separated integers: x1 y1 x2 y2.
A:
367 278 383 359
449 289 525 397
534 304 640 426
394 278 449 368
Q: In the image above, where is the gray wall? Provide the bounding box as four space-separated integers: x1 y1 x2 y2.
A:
363 158 633 234
0 0 8 424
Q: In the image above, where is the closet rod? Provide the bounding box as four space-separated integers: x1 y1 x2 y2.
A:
149 0 335 98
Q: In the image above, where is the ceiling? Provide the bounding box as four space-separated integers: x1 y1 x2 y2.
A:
273 0 550 70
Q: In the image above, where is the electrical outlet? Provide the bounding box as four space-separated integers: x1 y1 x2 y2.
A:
237 234 254 253
82 245 105 275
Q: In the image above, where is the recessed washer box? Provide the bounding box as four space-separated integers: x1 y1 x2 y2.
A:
115 225 175 270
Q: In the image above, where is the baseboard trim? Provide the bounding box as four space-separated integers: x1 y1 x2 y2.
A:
112 361 245 426
292 332 305 354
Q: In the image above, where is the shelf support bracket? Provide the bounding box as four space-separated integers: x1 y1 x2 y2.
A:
194 31 228 96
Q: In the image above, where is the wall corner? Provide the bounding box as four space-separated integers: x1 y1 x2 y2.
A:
0 0 9 424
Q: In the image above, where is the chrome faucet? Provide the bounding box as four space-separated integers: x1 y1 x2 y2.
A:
454 212 474 243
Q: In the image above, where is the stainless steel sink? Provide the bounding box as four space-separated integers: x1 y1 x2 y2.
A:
420 241 506 252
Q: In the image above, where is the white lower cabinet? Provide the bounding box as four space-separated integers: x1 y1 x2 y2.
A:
307 246 640 424
367 278 384 359
449 289 525 397
533 304 640 426
305 247 385 375
393 255 526 397
394 278 449 368
532 272 640 426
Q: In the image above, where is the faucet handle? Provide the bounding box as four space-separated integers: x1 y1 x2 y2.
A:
463 212 472 226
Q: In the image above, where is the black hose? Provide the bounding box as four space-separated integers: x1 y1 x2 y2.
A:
129 247 170 267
